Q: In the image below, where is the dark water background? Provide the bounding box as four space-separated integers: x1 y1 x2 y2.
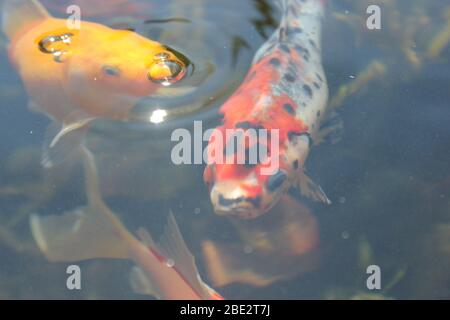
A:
0 0 449 299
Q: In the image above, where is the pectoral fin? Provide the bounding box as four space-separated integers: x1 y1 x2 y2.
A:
297 171 331 204
315 111 344 146
41 119 94 168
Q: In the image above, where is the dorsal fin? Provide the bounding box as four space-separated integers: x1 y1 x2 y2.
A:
2 0 50 40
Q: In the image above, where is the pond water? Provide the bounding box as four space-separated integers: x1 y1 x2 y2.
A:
0 0 449 299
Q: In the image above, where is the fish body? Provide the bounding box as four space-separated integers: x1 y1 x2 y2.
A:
30 146 223 300
2 0 187 166
204 0 331 219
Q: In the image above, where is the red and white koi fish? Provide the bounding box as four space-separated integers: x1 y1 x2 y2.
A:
30 147 223 300
204 0 332 219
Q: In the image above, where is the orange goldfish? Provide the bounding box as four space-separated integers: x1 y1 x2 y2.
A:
30 146 223 300
2 0 188 167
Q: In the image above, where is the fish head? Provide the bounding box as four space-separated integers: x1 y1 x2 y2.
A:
206 166 288 220
204 122 312 219
70 29 188 92
63 27 189 116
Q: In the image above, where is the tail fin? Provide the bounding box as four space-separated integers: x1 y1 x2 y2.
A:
2 0 50 39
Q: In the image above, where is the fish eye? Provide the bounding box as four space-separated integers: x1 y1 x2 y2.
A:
102 65 121 77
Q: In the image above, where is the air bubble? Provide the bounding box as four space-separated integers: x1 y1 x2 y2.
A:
53 51 70 63
341 231 350 240
39 33 73 54
38 33 74 63
166 259 175 268
243 245 253 254
148 60 185 86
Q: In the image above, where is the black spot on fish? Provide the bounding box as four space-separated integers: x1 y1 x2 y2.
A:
303 84 313 98
284 73 296 83
293 160 299 169
294 45 310 61
266 170 287 192
283 103 295 115
295 45 308 54
235 121 264 131
285 27 303 37
317 110 321 117
316 72 323 82
288 131 313 147
313 82 320 89
269 57 281 66
280 44 290 53
309 39 317 49
235 121 252 129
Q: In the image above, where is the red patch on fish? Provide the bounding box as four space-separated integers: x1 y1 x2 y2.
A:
204 51 310 188
220 53 308 144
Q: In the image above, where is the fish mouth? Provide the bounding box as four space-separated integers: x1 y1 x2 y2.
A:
213 194 264 219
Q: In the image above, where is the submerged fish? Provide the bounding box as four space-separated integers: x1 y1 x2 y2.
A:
202 195 320 287
2 0 188 167
30 146 223 300
204 0 332 219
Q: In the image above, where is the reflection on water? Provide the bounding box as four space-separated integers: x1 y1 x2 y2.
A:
0 0 450 299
